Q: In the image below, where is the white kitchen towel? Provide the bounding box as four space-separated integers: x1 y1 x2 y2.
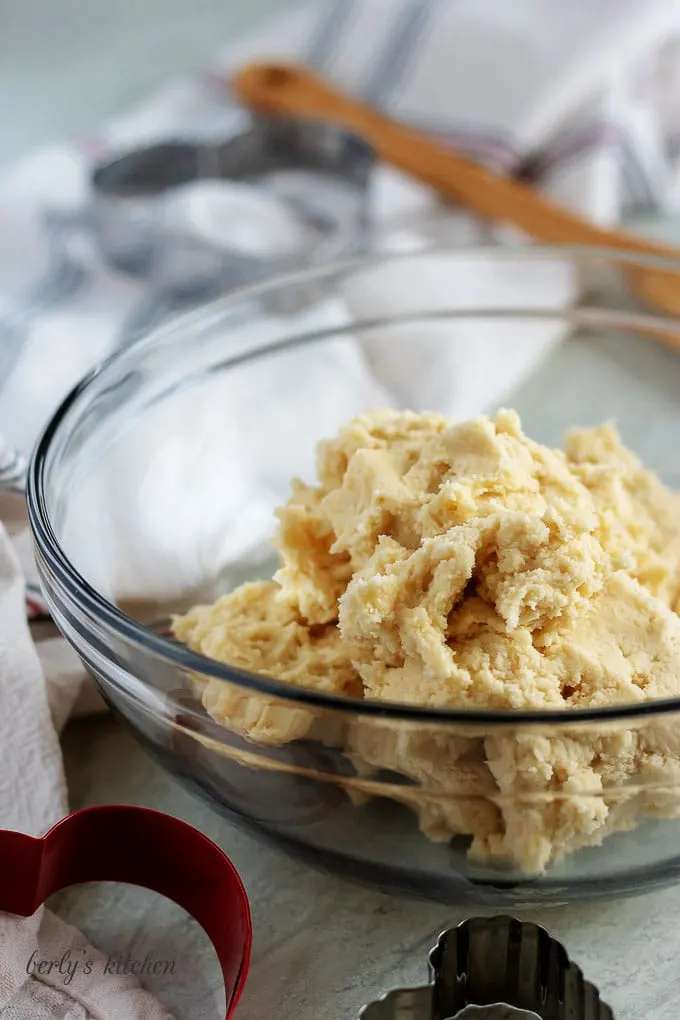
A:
0 525 173 1019
4 0 680 1016
0 906 174 1019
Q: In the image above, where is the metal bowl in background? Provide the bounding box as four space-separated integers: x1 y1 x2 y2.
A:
90 115 374 299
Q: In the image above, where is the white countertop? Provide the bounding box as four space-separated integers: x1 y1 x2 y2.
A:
5 3 680 1018
59 710 680 1020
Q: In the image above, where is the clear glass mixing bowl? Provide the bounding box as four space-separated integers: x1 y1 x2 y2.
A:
27 246 680 906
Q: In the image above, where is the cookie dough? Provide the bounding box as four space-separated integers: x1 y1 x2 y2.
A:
172 409 680 874
172 580 361 745
273 409 450 623
565 423 680 608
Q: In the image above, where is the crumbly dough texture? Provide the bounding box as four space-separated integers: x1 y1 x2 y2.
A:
173 409 680 874
172 580 361 745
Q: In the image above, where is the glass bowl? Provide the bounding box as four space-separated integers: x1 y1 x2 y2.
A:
27 246 680 907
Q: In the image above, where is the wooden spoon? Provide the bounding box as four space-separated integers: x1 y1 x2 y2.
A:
232 61 680 338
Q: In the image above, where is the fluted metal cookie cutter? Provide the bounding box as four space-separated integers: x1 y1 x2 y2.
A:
358 916 615 1020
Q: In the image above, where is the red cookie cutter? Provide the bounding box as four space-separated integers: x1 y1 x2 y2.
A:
0 804 252 1018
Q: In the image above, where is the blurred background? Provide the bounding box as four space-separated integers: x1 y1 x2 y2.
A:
0 0 285 166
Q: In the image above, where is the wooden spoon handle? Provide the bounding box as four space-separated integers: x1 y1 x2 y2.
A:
232 61 680 267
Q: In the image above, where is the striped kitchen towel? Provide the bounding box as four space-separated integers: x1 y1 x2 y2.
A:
4 0 680 462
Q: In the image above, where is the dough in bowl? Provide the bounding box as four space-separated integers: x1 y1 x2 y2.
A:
173 408 680 874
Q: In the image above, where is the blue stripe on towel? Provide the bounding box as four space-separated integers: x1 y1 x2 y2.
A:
361 0 439 105
620 136 662 212
304 0 359 68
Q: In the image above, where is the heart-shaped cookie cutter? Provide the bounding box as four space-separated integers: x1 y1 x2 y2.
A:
0 804 252 1018
359 915 614 1019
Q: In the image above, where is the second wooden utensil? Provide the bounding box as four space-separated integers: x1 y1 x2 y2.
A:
232 61 680 330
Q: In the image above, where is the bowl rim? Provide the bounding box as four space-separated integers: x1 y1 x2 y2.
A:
27 242 680 726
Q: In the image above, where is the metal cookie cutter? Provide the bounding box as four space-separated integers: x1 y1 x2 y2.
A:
90 115 374 300
359 916 614 1020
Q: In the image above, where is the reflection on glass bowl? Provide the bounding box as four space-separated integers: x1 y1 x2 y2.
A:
27 246 680 905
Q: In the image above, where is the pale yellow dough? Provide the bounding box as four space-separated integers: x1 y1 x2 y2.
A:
172 409 680 874
172 580 361 745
